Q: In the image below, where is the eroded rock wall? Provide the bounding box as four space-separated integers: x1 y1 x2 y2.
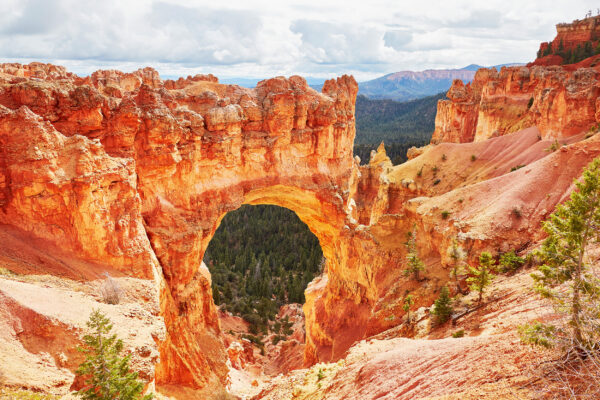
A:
432 65 600 143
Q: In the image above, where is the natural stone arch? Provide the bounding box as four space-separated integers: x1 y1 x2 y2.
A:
127 76 362 393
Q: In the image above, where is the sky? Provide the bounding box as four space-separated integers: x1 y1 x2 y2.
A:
1 0 599 82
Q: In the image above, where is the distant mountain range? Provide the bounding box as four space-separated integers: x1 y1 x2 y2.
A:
357 64 522 101
187 63 522 102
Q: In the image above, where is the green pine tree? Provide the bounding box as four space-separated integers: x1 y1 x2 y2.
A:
447 239 467 294
431 286 453 325
467 252 496 305
403 294 415 321
404 227 425 281
76 310 152 400
523 157 600 351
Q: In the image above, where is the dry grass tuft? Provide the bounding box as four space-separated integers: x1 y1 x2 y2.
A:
100 273 122 305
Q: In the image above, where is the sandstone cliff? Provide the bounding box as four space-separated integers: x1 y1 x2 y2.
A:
432 65 600 143
535 15 600 65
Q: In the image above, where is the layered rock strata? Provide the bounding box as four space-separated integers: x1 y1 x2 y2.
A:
432 65 600 143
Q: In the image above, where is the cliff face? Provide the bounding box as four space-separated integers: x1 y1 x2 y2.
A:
432 65 600 143
538 16 600 57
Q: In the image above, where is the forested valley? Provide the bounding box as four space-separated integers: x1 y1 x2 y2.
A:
205 205 323 334
353 92 444 164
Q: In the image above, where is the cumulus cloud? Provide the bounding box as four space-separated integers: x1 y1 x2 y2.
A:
291 19 388 64
0 0 598 80
383 30 413 50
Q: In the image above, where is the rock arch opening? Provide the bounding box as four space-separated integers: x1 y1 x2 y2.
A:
205 203 324 376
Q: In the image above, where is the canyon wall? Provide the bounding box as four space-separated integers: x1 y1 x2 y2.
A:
432 65 600 143
538 15 600 56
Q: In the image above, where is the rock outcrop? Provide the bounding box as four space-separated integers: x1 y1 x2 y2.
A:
432 65 600 143
536 15 600 62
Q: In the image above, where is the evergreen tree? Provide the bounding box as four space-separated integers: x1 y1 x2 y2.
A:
585 41 593 58
213 287 221 305
447 239 466 294
431 286 453 325
523 157 600 351
403 294 415 321
404 227 425 281
76 310 152 400
467 252 496 305
498 250 524 273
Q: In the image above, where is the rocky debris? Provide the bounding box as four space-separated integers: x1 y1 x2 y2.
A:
254 268 553 400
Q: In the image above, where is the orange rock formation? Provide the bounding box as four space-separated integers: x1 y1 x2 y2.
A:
0 62 359 396
432 65 600 143
537 15 600 60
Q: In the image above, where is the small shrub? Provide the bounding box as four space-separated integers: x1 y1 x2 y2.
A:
512 208 522 219
241 333 264 347
518 321 555 348
0 267 16 277
510 164 525 172
442 154 447 161
441 210 450 220
498 251 525 273
100 273 122 305
403 294 415 321
471 154 477 162
404 228 425 281
433 178 441 185
452 329 465 338
417 166 423 177
527 97 534 109
545 139 561 152
271 335 285 345
0 389 59 400
432 165 438 175
431 286 453 325
317 368 325 382
458 198 464 203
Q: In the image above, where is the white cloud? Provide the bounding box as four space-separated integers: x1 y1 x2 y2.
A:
0 0 599 81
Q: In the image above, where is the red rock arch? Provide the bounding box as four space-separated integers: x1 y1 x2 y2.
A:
0 63 370 395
